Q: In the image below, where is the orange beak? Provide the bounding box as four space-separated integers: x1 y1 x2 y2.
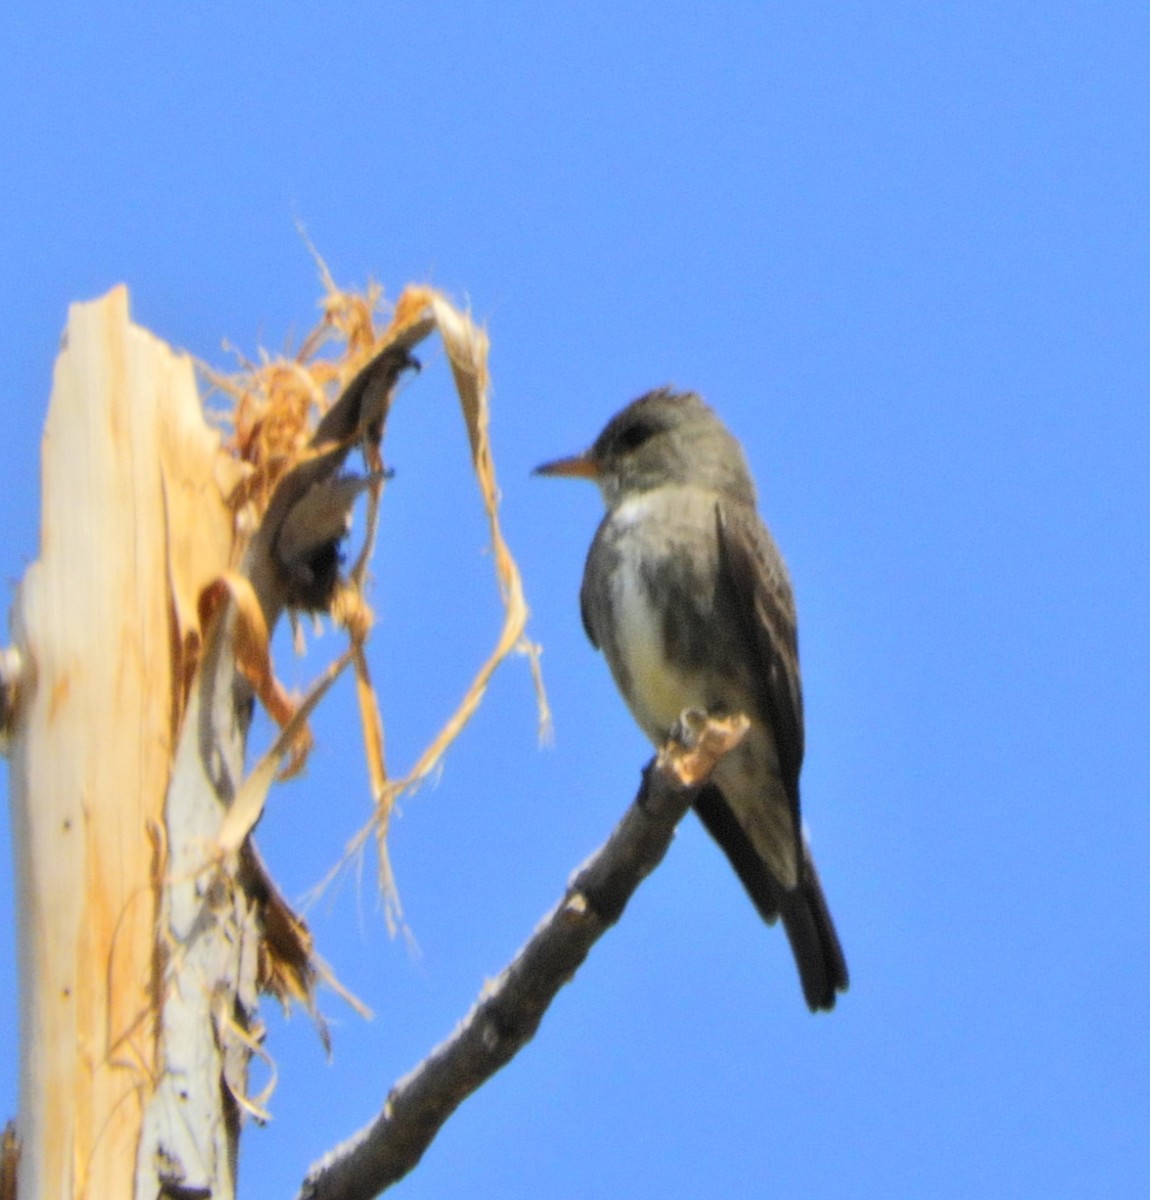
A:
533 449 602 480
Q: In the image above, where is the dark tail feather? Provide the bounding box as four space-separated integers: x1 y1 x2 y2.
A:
693 785 848 1012
779 845 849 1012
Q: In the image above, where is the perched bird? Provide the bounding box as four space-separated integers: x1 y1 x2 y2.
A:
535 388 848 1011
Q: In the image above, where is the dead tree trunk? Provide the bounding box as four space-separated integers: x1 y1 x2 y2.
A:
2 280 547 1200
5 287 246 1197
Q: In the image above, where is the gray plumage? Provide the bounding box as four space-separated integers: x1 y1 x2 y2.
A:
538 387 848 1012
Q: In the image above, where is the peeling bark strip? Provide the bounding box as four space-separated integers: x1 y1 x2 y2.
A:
136 323 423 1199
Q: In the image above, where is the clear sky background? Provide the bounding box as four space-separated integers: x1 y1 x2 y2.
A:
2 4 1148 1197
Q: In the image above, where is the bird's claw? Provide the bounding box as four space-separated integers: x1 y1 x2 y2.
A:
657 710 750 787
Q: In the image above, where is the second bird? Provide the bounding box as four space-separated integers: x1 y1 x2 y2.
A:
536 387 848 1012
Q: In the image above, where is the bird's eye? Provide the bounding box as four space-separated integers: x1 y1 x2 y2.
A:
616 420 657 453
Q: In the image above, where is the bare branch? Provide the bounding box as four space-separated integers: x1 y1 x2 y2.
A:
296 715 749 1200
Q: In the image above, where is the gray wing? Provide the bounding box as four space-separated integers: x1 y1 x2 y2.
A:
713 502 848 1011
714 501 805 812
579 577 600 650
579 513 616 651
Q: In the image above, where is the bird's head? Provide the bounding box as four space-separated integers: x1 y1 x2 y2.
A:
534 387 756 508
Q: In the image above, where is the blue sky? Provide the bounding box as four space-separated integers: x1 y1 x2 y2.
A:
3 3 1149 1196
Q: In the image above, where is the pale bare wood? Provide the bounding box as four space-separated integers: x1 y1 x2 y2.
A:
8 287 236 1198
4 283 545 1199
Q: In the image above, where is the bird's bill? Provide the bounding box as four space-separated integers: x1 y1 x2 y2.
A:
533 450 602 480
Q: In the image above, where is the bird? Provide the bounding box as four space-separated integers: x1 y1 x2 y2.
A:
535 387 848 1011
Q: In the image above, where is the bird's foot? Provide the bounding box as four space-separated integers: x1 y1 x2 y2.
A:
657 710 750 787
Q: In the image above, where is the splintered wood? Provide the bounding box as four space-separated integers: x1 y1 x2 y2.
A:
318 287 552 933
208 277 550 929
7 285 234 1199
5 277 544 1199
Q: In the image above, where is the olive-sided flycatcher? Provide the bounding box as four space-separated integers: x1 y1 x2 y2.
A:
536 387 848 1012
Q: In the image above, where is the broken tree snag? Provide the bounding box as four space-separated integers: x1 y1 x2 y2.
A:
6 287 237 1200
295 715 748 1200
5 277 545 1200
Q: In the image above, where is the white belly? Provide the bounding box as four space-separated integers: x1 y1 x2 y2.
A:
608 543 709 737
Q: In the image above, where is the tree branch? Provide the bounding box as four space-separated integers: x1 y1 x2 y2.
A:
295 715 748 1200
